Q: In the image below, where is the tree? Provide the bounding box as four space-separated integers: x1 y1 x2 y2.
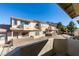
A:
57 22 63 29
67 21 77 34
77 20 79 24
57 22 65 33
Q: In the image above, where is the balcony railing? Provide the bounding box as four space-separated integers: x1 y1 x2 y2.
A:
17 25 24 29
35 23 41 30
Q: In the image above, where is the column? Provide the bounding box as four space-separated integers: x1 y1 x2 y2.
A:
11 31 13 39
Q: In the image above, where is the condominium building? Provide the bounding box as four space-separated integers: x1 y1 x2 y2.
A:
10 17 45 39
0 17 58 45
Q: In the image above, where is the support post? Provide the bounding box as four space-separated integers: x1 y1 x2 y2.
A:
11 31 13 39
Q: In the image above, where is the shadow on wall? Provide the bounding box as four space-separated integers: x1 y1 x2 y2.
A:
6 40 49 56
6 39 74 56
20 40 48 56
53 39 68 56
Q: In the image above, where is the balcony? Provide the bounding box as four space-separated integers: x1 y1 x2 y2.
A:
17 25 24 29
35 23 41 30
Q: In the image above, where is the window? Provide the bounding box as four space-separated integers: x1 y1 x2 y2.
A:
43 31 47 34
21 21 29 26
35 31 39 36
0 34 5 40
21 21 24 25
13 19 17 25
25 22 29 25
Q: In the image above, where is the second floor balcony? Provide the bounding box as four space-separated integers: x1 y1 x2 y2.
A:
11 24 39 31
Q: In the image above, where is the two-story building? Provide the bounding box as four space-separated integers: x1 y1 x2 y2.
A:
10 17 45 39
0 17 58 45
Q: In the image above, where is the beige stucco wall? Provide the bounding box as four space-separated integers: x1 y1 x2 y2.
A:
17 20 21 25
29 31 45 39
0 40 5 45
40 23 49 31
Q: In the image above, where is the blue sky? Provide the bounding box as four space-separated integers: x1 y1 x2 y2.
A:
0 3 78 27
